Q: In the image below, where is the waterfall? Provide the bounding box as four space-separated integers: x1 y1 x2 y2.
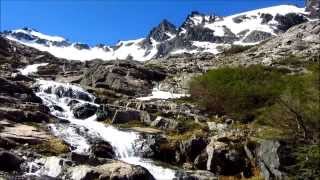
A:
32 79 176 179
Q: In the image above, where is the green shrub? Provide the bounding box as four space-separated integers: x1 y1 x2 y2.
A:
189 65 285 122
255 62 319 140
292 144 320 179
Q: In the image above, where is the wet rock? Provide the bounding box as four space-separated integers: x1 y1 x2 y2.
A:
50 86 93 102
71 152 90 164
140 111 152 124
179 136 208 163
150 116 181 130
91 140 115 159
135 134 165 158
67 161 155 180
111 110 141 124
95 108 109 121
72 103 98 119
194 152 208 170
70 152 110 166
0 151 23 172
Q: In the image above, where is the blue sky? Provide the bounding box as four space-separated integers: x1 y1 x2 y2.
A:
1 0 305 45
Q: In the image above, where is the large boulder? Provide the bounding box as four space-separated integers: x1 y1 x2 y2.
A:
0 151 24 172
206 139 246 175
90 140 115 159
67 161 155 180
72 103 98 119
178 136 208 163
256 140 294 180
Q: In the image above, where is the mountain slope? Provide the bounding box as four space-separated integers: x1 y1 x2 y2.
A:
2 5 312 61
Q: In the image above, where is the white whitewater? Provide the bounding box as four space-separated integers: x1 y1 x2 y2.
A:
18 63 48 76
32 79 176 179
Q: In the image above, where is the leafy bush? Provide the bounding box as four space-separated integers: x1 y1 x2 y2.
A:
255 63 319 140
189 65 285 122
293 144 320 179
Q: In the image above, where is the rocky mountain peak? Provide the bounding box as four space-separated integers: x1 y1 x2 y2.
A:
181 11 216 29
3 28 68 48
147 19 178 42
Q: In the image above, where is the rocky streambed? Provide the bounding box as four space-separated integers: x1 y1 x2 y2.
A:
31 79 178 179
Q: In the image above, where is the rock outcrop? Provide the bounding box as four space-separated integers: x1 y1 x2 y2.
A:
80 60 166 97
256 140 294 180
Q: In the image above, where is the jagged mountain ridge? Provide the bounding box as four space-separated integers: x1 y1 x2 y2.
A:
1 4 314 61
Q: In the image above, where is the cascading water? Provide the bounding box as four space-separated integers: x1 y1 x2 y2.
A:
32 79 176 179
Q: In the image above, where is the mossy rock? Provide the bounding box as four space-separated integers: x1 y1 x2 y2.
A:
33 139 69 156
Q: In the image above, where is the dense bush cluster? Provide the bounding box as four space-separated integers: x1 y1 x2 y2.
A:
189 63 320 179
190 65 284 122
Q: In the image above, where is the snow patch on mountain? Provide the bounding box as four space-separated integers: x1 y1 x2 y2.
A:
13 29 66 42
2 4 310 61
